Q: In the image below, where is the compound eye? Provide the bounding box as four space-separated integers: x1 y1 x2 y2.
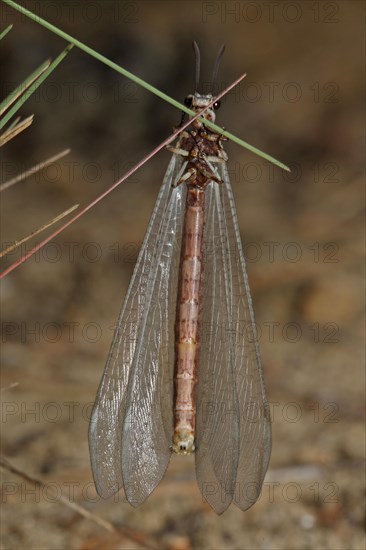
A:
213 100 221 110
184 96 193 107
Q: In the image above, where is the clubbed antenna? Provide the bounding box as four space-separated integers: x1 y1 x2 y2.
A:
211 44 226 93
192 40 201 91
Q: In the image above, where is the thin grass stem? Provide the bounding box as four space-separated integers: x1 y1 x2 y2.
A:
2 0 290 171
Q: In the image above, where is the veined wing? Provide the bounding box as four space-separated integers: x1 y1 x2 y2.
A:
89 155 186 505
220 163 271 511
195 176 240 514
195 165 271 514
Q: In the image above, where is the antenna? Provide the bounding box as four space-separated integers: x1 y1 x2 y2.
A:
211 44 226 93
192 40 201 91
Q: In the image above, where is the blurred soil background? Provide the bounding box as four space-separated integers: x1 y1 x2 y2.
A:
0 1 365 549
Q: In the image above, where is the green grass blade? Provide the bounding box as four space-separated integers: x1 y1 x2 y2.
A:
219 132 291 172
0 43 73 131
2 0 290 171
2 0 207 117
0 59 50 115
3 115 20 132
0 24 13 40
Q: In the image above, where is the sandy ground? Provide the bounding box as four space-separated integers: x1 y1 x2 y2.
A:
1 1 365 549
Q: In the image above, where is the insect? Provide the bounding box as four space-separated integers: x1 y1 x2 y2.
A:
89 43 271 514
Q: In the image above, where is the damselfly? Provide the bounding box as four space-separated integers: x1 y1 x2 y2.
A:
89 44 271 514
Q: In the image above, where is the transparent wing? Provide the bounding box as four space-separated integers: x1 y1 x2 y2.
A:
89 155 186 506
195 177 240 514
220 163 272 511
196 164 271 514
